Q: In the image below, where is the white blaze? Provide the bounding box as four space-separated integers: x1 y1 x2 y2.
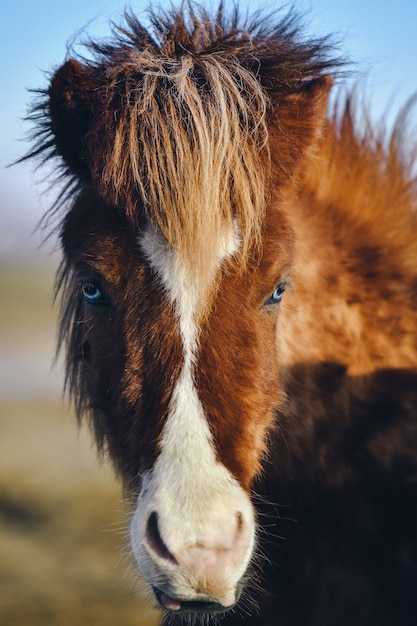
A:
130 225 254 603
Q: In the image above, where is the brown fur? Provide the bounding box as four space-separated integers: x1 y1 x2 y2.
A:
24 4 417 625
280 99 417 376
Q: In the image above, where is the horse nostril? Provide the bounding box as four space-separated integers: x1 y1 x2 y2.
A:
146 512 178 564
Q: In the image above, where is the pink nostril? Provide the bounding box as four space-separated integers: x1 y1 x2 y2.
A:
146 512 178 564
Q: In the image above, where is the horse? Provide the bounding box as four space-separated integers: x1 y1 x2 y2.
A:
25 4 417 625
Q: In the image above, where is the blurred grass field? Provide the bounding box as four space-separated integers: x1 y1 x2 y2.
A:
0 264 160 626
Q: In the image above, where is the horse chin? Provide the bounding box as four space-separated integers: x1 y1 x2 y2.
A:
152 585 242 615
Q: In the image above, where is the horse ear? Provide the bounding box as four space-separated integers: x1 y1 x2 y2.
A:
269 75 333 178
49 59 97 180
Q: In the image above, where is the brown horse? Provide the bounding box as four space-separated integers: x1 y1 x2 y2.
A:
25 4 417 625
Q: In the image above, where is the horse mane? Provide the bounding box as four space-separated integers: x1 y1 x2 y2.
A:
301 95 417 265
91 7 272 278
25 4 340 280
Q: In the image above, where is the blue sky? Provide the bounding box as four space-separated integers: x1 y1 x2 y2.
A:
1 0 417 261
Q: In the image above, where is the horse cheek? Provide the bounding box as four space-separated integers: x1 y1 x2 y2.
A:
256 314 283 452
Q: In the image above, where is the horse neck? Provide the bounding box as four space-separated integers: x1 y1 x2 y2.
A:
277 160 417 378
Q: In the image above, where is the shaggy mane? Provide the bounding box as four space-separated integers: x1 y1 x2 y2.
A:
94 13 269 280
25 3 339 285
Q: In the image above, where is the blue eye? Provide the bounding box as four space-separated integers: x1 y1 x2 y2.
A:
82 282 107 306
264 284 286 306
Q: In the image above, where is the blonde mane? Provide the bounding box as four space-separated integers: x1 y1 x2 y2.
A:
92 15 270 283
27 4 340 290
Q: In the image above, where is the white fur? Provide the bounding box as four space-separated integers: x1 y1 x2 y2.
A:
130 225 254 604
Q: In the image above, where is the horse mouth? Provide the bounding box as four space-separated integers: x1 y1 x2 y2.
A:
152 586 240 614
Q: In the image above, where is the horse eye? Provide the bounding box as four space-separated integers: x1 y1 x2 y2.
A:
264 284 286 306
82 281 107 306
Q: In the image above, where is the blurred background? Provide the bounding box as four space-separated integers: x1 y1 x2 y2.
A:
1 1 416 625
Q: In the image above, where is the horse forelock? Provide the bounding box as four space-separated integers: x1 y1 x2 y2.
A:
24 3 342 297
91 38 269 290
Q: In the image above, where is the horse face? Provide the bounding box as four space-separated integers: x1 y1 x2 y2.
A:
62 194 293 613
50 10 331 612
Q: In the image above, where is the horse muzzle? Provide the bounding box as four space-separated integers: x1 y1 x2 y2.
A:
152 585 242 614
129 468 255 613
